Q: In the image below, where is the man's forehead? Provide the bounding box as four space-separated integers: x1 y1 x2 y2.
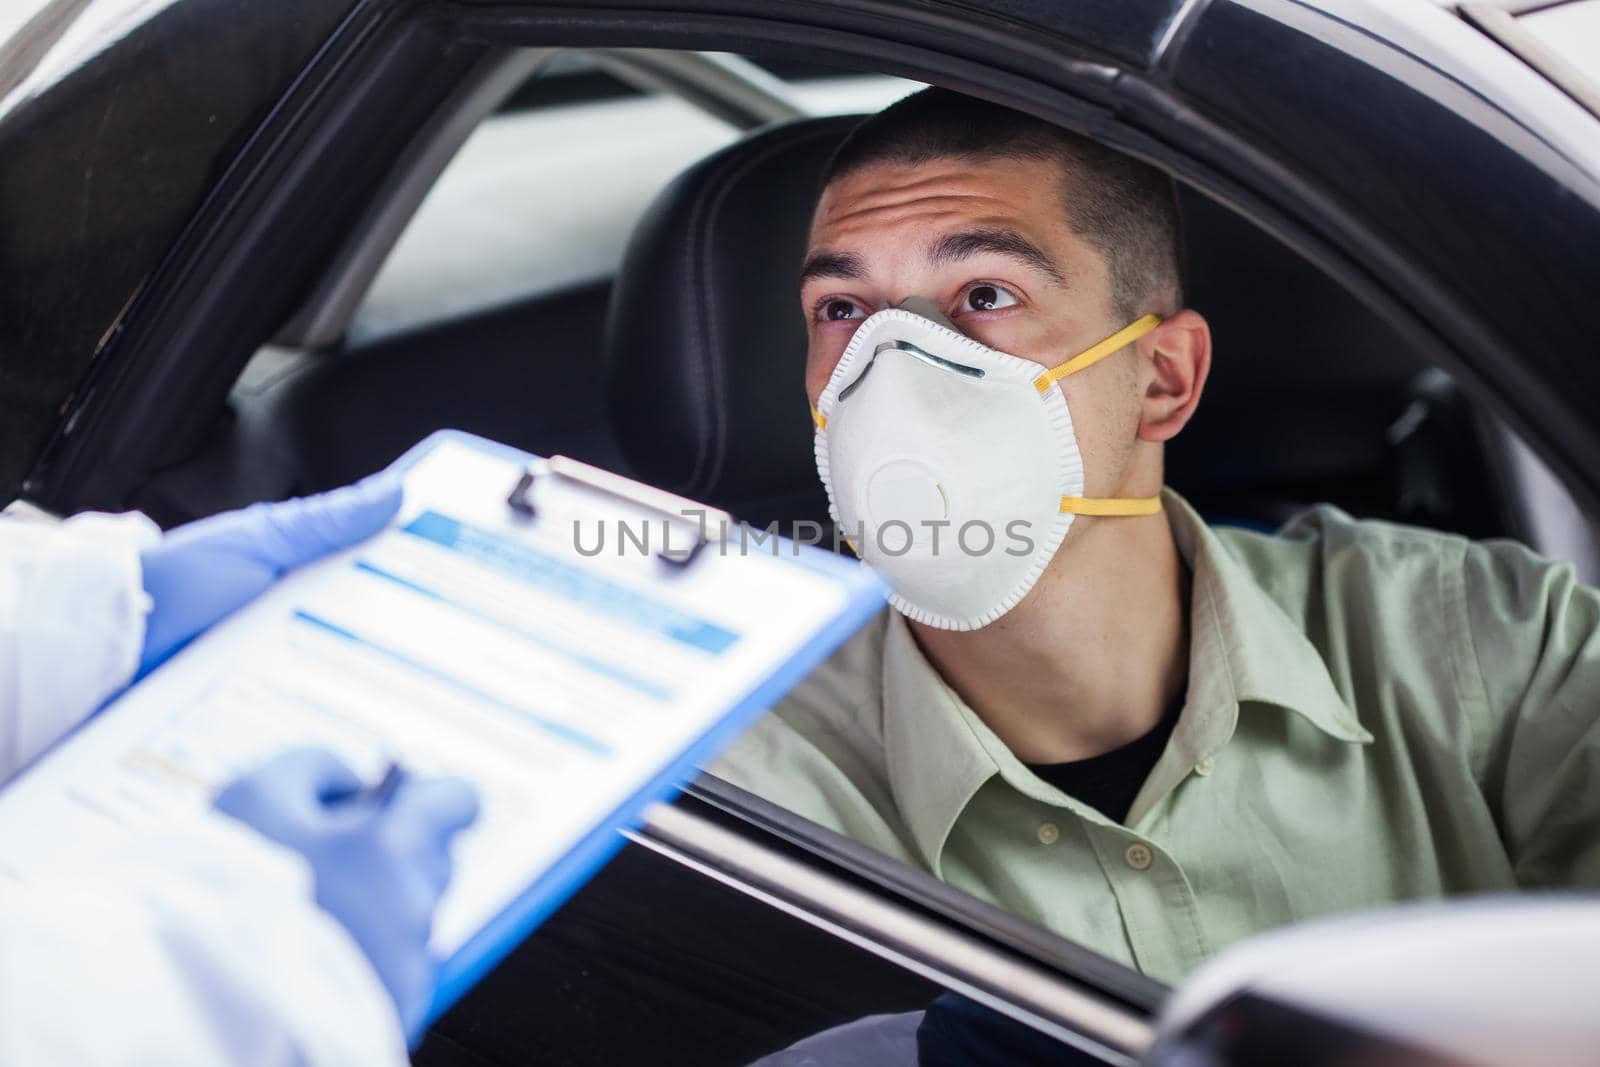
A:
807 156 1068 255
821 153 1062 199
803 156 1074 282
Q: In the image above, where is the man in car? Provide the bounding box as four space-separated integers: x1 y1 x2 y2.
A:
713 87 1600 985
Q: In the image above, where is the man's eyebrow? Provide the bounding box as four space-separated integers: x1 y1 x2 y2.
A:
927 228 1067 285
799 249 868 284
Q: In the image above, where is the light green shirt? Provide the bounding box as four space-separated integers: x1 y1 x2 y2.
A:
711 490 1600 983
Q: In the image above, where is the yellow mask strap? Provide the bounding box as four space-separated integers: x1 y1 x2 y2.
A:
1032 314 1162 394
1045 315 1165 516
1060 495 1162 516
811 403 827 430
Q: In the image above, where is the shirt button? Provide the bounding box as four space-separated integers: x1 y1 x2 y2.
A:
1036 822 1060 845
1125 842 1154 871
1195 757 1216 777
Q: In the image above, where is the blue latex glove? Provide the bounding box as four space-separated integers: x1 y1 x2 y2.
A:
215 748 479 1043
139 476 402 673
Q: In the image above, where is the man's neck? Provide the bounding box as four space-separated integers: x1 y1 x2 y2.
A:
908 509 1190 764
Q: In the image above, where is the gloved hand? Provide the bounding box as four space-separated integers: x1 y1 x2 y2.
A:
214 748 479 1043
139 475 402 672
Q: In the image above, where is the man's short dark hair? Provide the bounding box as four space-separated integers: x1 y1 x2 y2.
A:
821 87 1184 319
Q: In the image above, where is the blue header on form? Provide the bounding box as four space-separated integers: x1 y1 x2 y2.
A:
404 511 740 655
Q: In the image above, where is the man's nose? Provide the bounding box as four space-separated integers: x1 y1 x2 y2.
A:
895 296 958 332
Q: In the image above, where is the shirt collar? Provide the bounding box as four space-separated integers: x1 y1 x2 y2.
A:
880 488 1371 869
1124 489 1373 827
1161 488 1373 746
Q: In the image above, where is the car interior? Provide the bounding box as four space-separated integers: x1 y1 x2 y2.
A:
114 45 1599 1067
131 50 1588 559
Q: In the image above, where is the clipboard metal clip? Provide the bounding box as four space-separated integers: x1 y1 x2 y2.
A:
507 456 732 569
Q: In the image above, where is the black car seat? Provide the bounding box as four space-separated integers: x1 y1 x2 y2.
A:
604 116 856 530
604 114 1513 539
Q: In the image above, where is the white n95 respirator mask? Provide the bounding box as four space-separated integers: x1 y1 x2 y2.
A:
812 304 1163 631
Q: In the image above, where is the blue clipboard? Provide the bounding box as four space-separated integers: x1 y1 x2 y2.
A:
384 431 888 1024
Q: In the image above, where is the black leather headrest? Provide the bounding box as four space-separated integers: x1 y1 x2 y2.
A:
604 116 861 522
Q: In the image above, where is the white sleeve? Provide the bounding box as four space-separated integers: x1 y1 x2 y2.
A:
0 511 160 780
0 809 411 1067
0 513 411 1065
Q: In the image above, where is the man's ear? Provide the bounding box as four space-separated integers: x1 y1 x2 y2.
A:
1137 309 1211 443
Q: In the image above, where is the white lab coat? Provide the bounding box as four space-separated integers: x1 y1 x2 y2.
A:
0 511 410 1066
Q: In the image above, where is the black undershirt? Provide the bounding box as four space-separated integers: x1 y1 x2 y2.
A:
1023 694 1183 824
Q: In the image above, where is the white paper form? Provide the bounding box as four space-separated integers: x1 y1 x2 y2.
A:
0 436 875 960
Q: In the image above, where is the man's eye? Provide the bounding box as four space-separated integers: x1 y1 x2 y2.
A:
963 284 1019 312
819 298 866 322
